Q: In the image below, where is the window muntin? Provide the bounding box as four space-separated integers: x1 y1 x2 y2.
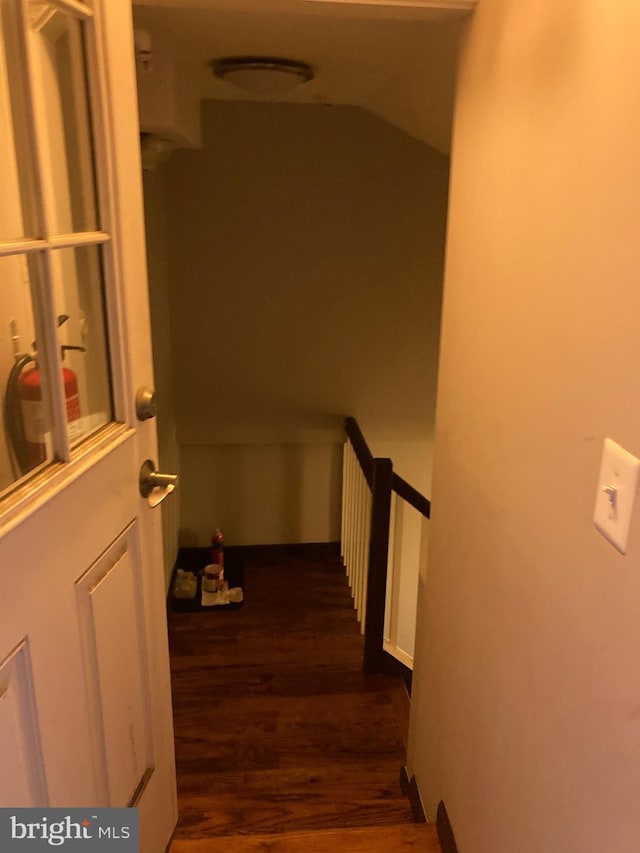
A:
0 0 119 506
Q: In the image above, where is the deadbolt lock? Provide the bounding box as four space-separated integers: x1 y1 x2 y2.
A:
136 386 158 421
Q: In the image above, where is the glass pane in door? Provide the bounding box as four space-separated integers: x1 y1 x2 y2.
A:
51 245 113 446
0 253 53 493
29 1 99 235
0 0 39 241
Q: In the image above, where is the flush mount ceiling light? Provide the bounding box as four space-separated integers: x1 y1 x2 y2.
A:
210 56 315 96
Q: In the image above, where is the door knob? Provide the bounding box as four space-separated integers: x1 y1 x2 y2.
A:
139 459 178 507
136 386 158 421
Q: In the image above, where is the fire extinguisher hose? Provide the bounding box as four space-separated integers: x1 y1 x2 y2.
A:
3 354 35 478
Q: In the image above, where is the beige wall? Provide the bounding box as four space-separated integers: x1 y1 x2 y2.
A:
178 442 342 547
165 101 448 546
409 3 640 851
143 168 180 588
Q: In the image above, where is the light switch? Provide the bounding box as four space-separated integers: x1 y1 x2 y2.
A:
593 438 640 554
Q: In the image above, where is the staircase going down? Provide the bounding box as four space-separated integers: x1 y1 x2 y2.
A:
167 545 441 853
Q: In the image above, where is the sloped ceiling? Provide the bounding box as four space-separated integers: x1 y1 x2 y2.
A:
133 0 476 152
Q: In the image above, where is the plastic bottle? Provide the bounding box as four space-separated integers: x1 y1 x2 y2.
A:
212 528 224 566
211 528 225 589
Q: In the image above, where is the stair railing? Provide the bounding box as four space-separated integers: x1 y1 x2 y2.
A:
341 417 430 675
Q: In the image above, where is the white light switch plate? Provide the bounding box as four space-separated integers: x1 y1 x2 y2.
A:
593 438 640 554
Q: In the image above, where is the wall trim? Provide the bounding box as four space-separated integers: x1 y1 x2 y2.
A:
382 649 413 694
436 801 460 853
399 767 427 823
302 0 477 12
225 542 341 558
176 542 342 562
383 639 414 670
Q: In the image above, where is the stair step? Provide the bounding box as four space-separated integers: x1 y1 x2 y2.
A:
170 823 441 853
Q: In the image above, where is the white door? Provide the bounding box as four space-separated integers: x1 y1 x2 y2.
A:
0 1 177 851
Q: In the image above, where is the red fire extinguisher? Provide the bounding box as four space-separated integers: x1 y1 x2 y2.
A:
18 346 84 468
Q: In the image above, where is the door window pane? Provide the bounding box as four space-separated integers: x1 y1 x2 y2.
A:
51 245 113 446
0 0 39 241
29 2 99 234
0 253 53 493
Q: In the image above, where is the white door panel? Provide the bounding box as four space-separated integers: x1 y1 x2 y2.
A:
88 549 149 808
0 1 177 850
0 641 48 807
76 523 152 809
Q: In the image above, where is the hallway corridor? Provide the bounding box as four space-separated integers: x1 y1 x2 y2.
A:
166 545 440 851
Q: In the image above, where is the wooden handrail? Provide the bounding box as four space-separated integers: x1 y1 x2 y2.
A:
344 417 431 516
392 473 431 519
343 416 431 674
344 417 374 487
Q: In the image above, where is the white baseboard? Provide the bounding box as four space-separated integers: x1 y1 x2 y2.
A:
383 640 413 670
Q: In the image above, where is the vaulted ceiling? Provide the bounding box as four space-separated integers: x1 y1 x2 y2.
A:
132 0 477 153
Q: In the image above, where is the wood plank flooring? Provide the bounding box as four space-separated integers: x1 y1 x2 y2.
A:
169 823 442 853
168 545 424 848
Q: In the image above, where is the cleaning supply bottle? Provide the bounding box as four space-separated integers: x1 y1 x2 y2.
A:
212 528 225 588
212 528 224 565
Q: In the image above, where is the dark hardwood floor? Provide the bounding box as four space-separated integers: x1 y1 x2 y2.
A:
167 544 418 846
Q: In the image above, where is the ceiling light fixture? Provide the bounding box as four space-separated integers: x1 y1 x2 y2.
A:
210 56 315 96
